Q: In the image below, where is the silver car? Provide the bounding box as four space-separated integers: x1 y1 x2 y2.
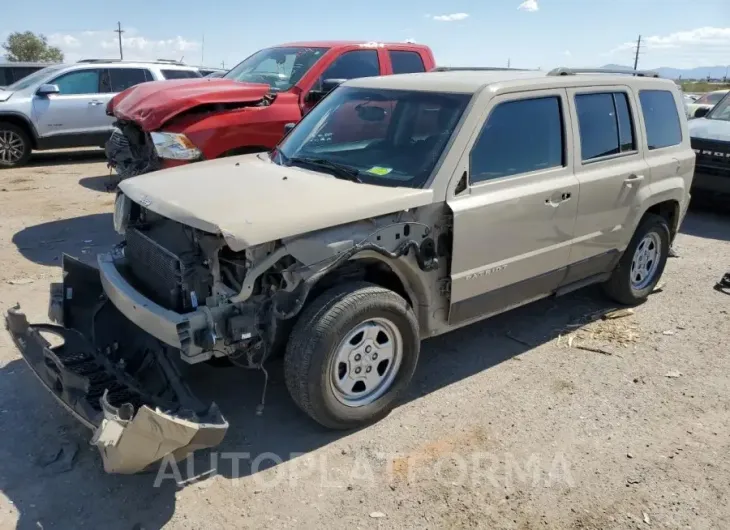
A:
0 60 202 168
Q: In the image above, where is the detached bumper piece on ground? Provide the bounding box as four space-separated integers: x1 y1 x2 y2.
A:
4 255 228 474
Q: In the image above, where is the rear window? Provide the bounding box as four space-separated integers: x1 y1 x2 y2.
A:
639 90 682 150
109 68 150 92
0 68 8 86
389 51 426 74
575 92 636 161
161 69 202 80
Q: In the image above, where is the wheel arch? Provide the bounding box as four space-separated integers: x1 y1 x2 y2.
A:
0 112 38 149
303 253 432 330
640 198 681 240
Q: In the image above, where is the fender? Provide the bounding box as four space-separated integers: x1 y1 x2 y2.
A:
281 215 437 328
629 176 687 237
165 93 303 160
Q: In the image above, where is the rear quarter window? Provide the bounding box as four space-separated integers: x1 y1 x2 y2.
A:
639 90 682 150
161 69 202 80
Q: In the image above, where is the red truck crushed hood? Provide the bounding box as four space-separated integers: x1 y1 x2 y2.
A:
108 79 271 131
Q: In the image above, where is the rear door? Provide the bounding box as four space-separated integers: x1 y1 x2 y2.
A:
32 68 111 138
447 89 580 325
564 86 651 278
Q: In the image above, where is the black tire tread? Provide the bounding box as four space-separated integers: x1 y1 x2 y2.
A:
603 213 670 305
284 281 418 429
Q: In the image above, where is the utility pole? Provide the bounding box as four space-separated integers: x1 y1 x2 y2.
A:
633 34 642 70
201 34 205 65
507 58 511 68
221 60 225 69
115 22 124 60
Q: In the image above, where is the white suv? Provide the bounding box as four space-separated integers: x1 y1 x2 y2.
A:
0 60 201 168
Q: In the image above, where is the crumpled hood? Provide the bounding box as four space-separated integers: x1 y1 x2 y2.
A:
108 78 270 131
0 90 13 102
688 118 730 142
119 154 433 251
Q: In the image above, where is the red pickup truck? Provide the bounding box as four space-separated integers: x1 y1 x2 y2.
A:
106 41 436 178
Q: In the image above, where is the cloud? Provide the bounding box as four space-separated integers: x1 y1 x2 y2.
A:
431 13 470 22
518 0 539 12
47 29 201 63
607 26 730 67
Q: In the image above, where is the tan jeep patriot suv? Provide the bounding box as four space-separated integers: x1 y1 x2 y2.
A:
6 67 694 473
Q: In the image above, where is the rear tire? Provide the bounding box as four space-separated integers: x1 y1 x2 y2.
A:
284 282 419 430
603 213 670 305
0 123 32 168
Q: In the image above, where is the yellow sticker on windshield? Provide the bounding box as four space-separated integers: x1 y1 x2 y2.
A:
367 166 392 176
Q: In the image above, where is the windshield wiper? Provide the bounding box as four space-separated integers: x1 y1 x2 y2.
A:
288 157 362 183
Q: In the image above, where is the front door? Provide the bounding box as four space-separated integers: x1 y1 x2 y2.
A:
32 68 113 141
447 89 579 325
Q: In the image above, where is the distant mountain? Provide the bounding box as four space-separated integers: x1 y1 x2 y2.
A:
601 64 728 80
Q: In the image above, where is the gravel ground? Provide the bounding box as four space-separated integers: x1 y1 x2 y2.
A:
0 150 729 530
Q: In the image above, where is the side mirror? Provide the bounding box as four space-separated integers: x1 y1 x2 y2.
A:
305 78 346 104
37 84 60 96
694 107 710 118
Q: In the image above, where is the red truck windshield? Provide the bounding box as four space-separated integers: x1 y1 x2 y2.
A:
224 47 329 92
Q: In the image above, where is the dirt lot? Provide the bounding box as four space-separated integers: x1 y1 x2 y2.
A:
1 150 729 530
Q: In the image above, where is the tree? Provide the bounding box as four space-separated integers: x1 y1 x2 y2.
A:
2 31 64 62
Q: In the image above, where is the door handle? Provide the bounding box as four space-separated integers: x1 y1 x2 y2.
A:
624 174 644 188
545 191 572 207
88 100 104 106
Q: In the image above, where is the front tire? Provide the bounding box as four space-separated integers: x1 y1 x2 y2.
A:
0 123 32 168
603 213 670 305
284 282 419 430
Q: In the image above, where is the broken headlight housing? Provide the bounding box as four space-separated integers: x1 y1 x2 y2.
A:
113 192 131 235
150 132 202 160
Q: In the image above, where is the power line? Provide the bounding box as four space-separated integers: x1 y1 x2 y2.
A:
114 22 124 60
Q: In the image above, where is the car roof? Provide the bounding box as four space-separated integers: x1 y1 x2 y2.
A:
275 40 432 51
345 69 678 94
0 62 56 68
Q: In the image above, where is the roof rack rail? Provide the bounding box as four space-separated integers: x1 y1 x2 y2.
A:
548 67 660 78
77 58 122 63
77 58 188 65
431 66 530 72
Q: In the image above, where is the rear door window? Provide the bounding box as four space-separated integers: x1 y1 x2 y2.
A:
389 51 426 74
161 69 202 80
0 68 8 85
575 92 636 161
320 50 380 81
639 90 682 150
109 68 151 92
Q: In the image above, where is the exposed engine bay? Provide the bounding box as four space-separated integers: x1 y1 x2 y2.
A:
113 198 441 368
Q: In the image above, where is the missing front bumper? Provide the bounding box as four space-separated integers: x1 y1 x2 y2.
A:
4 255 228 474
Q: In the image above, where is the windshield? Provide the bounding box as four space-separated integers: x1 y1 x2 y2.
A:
6 65 64 91
707 92 730 121
224 47 329 92
274 86 472 188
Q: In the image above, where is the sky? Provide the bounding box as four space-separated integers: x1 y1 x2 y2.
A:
1 0 729 71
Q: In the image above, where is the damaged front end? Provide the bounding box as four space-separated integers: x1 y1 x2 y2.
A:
105 122 161 186
5 256 227 474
